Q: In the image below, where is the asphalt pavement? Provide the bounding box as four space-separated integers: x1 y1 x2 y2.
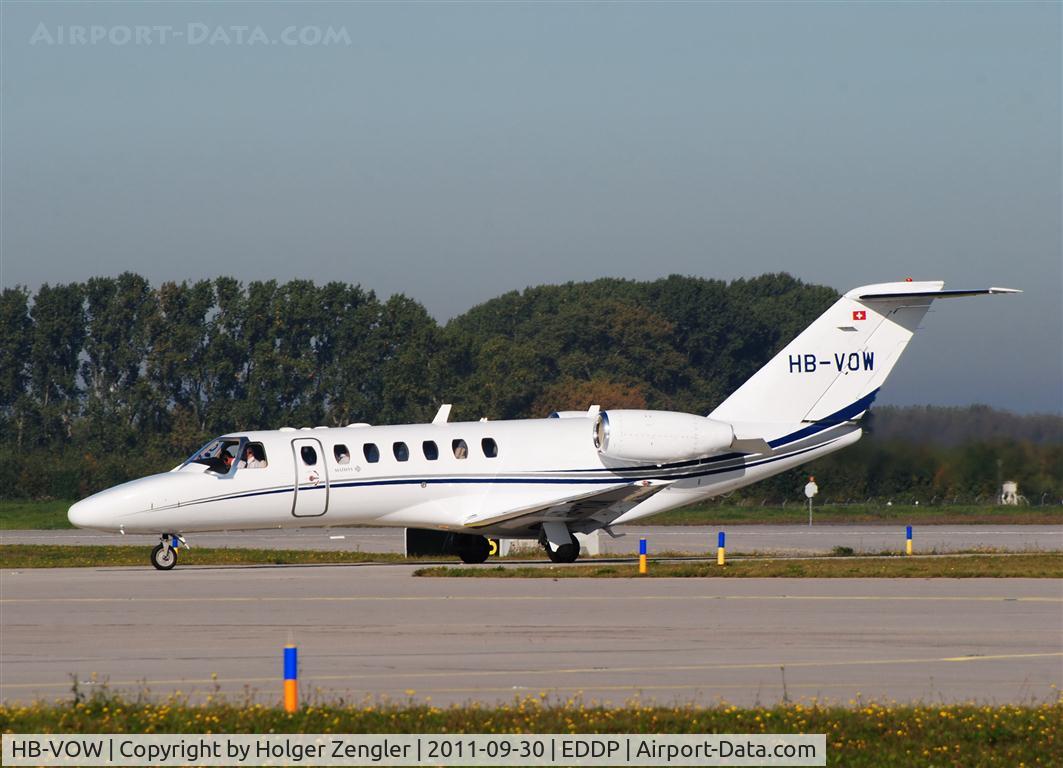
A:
2 564 1060 706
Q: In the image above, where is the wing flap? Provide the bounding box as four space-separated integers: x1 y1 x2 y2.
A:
462 481 668 530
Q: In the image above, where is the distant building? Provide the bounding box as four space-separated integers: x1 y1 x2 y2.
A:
1000 481 1024 506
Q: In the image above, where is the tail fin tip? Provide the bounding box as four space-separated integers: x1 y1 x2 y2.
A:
710 279 1019 429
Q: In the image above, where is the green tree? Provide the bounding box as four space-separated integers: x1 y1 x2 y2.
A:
0 287 31 412
28 283 86 444
532 377 648 415
80 273 157 446
0 287 34 450
319 283 382 427
374 295 444 424
146 280 215 431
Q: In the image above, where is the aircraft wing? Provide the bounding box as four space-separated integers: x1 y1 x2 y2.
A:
461 481 669 533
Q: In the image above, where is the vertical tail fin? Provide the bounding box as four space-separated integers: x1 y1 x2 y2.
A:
710 281 1020 428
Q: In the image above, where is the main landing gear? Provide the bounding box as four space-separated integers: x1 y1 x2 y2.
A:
540 521 580 563
453 533 492 564
151 534 185 570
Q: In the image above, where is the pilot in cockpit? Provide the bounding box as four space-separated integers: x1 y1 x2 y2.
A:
239 444 267 469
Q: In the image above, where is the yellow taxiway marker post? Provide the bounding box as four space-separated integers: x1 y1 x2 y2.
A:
906 525 913 556
717 531 726 566
638 538 647 574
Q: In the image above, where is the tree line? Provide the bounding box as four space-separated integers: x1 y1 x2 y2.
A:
0 272 1058 502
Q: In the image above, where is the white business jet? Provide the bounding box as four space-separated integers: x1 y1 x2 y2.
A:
68 281 1018 569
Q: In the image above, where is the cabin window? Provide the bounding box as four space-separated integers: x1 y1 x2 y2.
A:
481 437 498 458
300 446 318 466
363 443 380 463
393 442 410 462
422 440 439 461
452 439 468 459
240 442 268 468
334 444 350 464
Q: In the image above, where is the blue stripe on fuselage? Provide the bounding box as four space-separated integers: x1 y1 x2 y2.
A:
175 431 847 510
768 389 879 449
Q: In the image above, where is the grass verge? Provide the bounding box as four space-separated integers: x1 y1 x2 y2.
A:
0 499 75 529
0 544 415 569
3 499 1060 530
414 553 1063 578
1 693 1058 768
3 546 1061 574
651 502 1063 526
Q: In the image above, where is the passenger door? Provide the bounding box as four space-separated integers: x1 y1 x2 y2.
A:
291 438 328 517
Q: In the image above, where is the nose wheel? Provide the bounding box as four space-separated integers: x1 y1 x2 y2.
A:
151 534 184 570
151 543 177 570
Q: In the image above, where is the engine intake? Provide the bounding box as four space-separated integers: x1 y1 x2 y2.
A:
594 410 734 463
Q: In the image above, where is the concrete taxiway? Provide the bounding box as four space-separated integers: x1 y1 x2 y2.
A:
2 564 1060 706
3 524 1061 555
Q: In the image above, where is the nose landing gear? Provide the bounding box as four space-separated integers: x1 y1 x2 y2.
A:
151 534 185 570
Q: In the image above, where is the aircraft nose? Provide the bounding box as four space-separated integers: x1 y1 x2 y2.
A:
68 496 107 530
67 475 172 532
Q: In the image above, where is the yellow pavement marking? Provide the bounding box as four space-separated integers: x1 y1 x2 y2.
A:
2 594 1060 604
4 652 1060 690
6 682 872 698
329 681 865 694
939 652 1063 662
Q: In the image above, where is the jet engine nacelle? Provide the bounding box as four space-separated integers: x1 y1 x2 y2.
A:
594 410 735 463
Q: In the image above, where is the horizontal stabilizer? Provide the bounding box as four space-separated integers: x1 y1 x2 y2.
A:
855 286 1022 301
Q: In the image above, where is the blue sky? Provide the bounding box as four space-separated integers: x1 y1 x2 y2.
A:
2 2 1059 413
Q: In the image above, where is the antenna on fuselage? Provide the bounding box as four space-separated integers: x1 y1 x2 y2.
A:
433 404 452 424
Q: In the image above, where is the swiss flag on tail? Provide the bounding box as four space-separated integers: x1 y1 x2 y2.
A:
852 310 867 321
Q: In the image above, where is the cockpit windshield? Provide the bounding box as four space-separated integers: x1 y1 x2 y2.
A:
180 437 246 474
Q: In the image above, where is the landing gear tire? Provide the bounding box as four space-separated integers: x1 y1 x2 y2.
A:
456 534 491 564
545 539 580 564
151 543 177 571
